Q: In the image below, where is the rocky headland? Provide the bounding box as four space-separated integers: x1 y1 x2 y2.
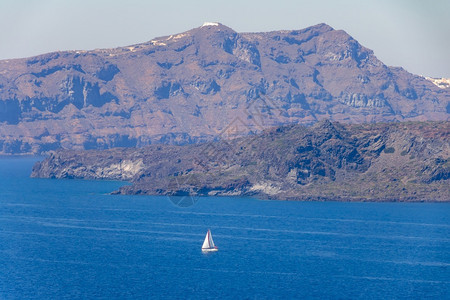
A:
32 120 450 202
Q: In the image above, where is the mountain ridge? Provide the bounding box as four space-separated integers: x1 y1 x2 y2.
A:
1 23 448 154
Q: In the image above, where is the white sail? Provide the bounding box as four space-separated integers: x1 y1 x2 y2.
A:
208 230 215 248
202 230 210 248
201 229 218 251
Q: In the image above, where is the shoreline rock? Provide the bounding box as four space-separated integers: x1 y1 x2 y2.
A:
32 121 450 202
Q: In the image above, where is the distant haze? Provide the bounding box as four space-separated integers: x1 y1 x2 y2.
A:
1 0 449 78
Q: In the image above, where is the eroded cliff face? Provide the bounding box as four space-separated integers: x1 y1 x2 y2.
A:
32 121 450 202
1 23 449 154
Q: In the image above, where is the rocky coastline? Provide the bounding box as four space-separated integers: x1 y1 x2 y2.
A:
32 121 450 202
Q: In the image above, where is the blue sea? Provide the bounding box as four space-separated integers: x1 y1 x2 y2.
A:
0 157 449 299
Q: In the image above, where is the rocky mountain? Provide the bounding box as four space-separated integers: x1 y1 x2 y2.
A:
1 22 449 154
32 121 450 202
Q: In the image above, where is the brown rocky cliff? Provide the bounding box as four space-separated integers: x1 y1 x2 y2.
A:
32 121 450 202
1 23 449 154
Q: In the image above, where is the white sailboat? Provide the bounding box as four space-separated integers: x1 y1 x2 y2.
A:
201 229 218 252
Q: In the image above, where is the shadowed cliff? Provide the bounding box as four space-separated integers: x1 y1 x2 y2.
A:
32 121 450 202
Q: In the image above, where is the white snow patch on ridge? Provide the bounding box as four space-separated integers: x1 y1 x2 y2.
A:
201 22 220 27
167 33 187 40
425 77 450 89
150 40 166 46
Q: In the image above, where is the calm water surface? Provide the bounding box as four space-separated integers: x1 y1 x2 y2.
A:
0 157 449 299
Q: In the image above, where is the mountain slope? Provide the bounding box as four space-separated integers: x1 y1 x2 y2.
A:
1 23 448 154
31 121 450 202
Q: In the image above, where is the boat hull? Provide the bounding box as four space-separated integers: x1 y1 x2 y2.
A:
202 247 218 252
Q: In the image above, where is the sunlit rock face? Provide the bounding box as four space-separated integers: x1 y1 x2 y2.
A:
0 23 448 154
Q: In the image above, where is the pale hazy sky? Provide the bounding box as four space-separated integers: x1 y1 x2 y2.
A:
0 0 448 77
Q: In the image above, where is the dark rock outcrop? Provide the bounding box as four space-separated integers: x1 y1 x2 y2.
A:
32 121 450 202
